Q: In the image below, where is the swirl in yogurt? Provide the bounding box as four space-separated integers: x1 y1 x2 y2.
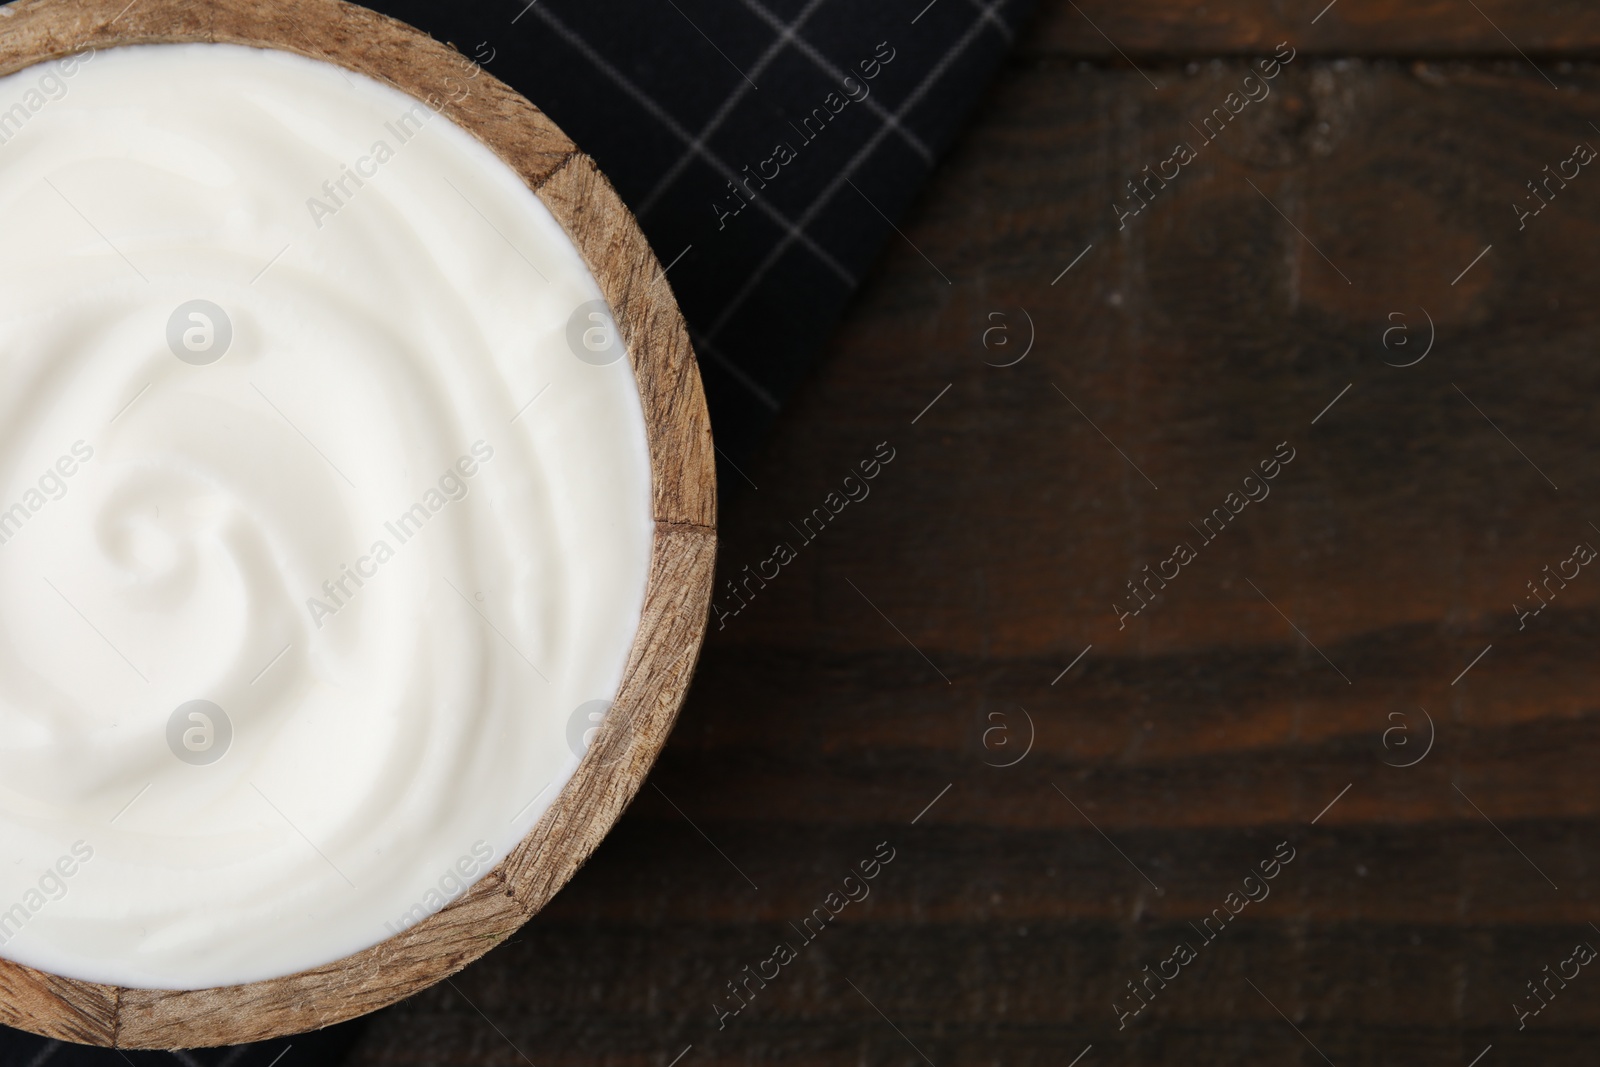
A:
0 43 652 989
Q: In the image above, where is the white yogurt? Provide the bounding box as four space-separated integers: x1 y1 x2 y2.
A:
0 43 654 989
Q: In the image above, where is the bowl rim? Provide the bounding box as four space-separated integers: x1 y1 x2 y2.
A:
0 0 717 1048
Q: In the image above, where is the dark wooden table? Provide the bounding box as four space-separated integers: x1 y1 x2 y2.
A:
350 3 1600 1063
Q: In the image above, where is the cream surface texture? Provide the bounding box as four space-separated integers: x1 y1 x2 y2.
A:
0 43 653 988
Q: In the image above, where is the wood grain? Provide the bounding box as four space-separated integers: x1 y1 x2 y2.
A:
539 155 717 531
345 4 1600 1064
1024 0 1600 58
0 0 714 1050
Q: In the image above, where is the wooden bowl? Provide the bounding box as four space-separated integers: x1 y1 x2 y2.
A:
0 0 716 1049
